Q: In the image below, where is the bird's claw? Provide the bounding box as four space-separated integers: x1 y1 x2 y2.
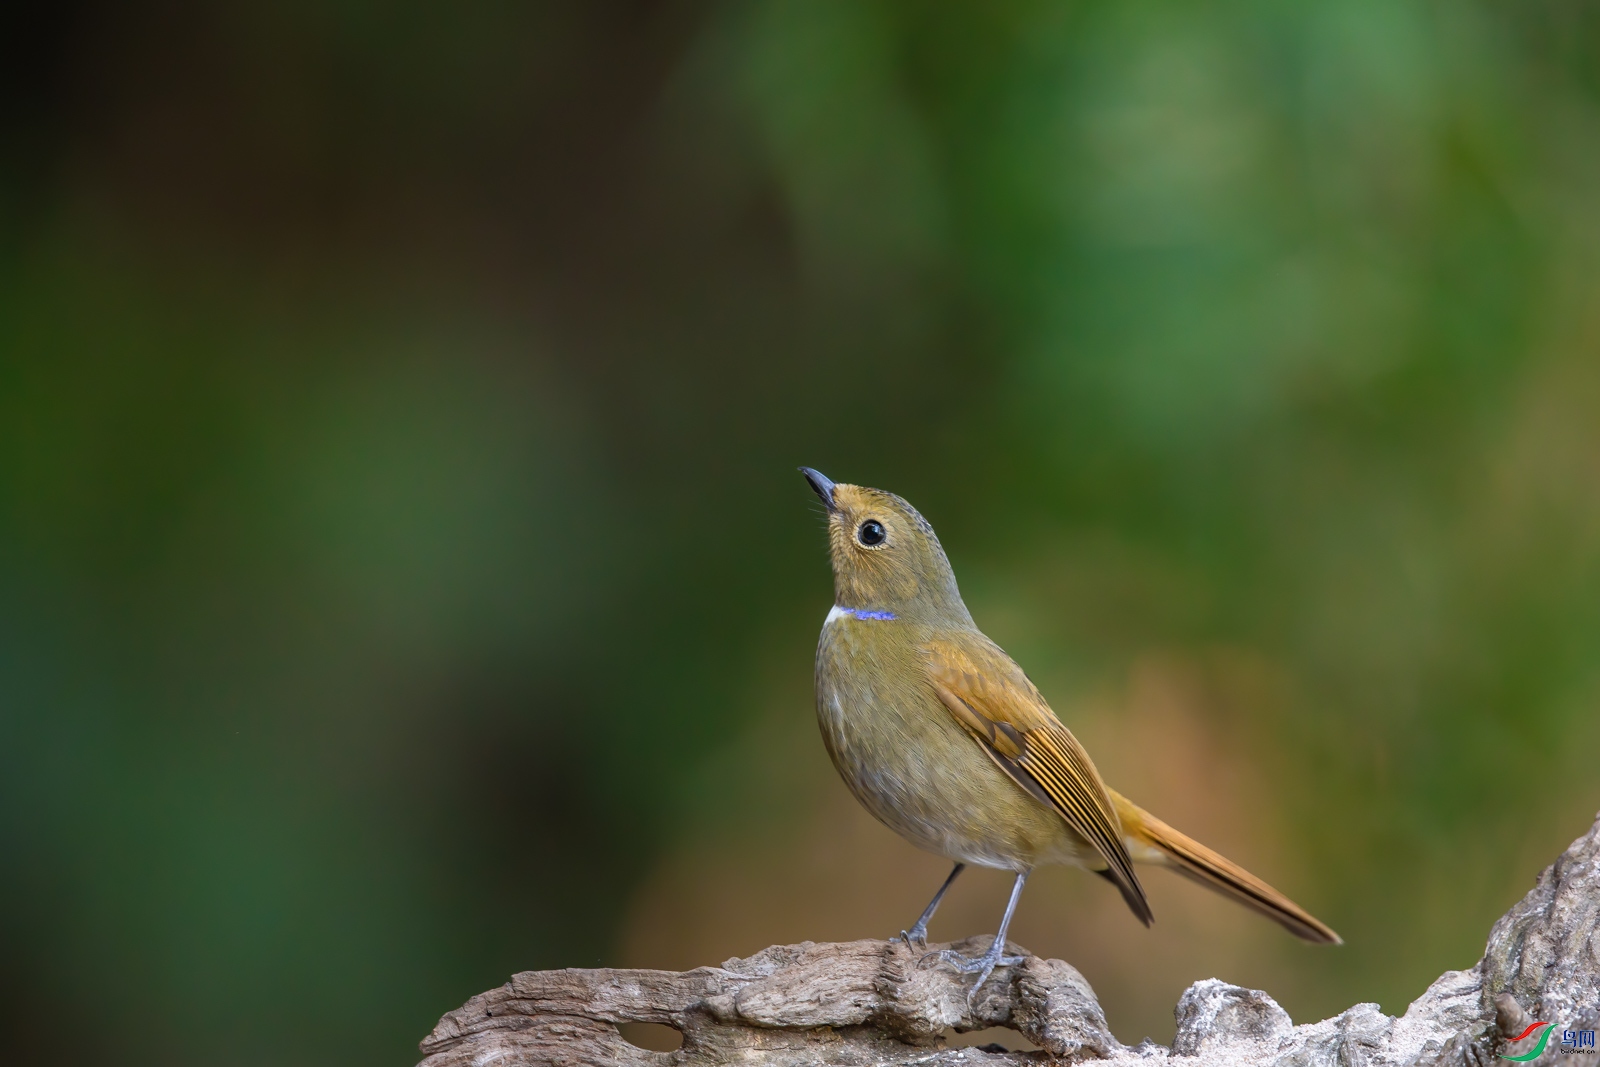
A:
922 947 1026 973
918 940 1025 997
894 925 929 950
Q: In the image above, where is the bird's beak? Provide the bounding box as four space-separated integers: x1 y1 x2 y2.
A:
799 467 837 511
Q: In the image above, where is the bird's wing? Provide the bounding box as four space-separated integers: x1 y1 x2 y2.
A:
922 634 1152 926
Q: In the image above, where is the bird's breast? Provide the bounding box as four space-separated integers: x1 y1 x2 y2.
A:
813 611 1087 870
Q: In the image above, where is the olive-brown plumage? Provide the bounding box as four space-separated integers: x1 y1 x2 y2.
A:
802 468 1338 992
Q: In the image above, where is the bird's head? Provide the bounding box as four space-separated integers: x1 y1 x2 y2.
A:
800 468 969 623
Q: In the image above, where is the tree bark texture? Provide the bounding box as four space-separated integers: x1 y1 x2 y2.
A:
418 810 1599 1066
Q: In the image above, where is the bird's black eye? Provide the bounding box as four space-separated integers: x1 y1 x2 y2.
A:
857 520 886 546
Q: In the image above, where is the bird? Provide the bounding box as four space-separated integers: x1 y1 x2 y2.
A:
800 467 1340 994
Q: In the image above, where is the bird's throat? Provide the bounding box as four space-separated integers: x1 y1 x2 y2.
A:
825 604 899 624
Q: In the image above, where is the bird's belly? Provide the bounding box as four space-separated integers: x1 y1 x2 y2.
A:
815 636 1093 871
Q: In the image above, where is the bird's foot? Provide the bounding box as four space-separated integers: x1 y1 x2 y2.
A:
893 922 930 949
919 938 1025 996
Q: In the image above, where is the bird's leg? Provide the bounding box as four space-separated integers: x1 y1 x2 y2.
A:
896 862 965 948
923 869 1029 995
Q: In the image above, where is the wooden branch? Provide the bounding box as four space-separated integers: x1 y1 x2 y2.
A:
418 811 1600 1066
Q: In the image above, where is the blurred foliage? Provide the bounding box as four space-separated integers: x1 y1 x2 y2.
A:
3 1 1600 1063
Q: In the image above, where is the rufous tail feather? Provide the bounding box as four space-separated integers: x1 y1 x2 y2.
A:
1111 792 1342 945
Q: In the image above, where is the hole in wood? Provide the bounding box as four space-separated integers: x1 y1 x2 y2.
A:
618 1022 684 1052
944 1025 1039 1053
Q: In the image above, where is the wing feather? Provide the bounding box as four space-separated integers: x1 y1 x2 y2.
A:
924 636 1153 926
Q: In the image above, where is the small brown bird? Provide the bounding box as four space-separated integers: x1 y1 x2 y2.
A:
801 468 1339 992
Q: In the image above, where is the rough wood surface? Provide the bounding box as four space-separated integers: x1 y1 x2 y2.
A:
418 811 1600 1066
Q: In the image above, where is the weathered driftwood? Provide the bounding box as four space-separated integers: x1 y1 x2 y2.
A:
418 811 1599 1066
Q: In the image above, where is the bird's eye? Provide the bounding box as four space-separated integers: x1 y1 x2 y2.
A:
857 520 886 547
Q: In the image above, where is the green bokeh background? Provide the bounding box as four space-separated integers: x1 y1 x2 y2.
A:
4 2 1600 1063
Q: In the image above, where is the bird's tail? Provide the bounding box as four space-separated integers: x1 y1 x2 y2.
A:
1110 792 1342 945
